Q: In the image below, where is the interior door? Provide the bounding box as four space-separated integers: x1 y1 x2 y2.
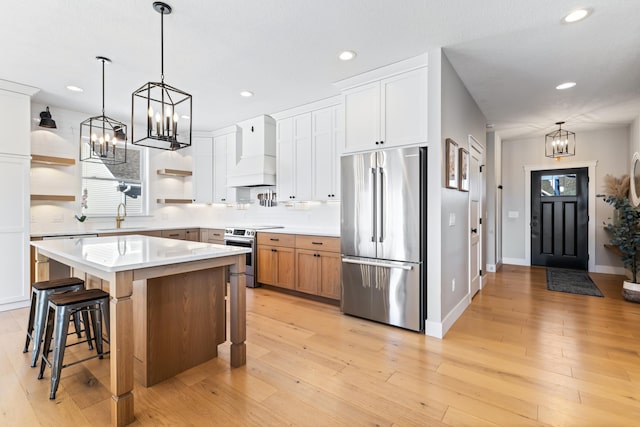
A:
531 168 588 269
469 144 482 297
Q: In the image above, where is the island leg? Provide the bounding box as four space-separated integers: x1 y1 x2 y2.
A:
228 255 246 368
110 270 135 426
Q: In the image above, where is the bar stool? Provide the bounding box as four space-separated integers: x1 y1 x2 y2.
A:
38 288 110 400
23 277 90 367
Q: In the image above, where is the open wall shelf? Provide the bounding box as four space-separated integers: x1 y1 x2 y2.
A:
31 194 76 202
31 155 76 166
156 198 192 204
157 169 192 177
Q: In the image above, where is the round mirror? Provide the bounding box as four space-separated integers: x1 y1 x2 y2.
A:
631 152 640 207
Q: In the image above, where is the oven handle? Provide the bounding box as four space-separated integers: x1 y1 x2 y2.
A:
224 238 254 245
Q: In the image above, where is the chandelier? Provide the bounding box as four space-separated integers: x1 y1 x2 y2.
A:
131 2 192 150
80 56 127 165
545 121 575 160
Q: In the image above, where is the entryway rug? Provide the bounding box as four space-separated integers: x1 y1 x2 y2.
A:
546 267 603 297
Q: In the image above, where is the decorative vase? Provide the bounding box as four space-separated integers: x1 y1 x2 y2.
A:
622 280 640 303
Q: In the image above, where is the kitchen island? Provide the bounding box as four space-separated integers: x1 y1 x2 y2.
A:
31 235 250 427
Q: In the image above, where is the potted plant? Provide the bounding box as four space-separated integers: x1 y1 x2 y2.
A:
602 175 640 302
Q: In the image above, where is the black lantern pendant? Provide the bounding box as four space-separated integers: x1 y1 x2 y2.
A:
545 121 576 160
80 56 128 165
131 2 192 150
39 106 57 129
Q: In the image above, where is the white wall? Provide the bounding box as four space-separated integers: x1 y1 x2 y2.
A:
30 103 340 234
485 131 503 271
426 50 487 337
501 126 629 272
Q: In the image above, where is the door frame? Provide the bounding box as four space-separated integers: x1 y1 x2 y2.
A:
468 135 484 297
524 161 597 271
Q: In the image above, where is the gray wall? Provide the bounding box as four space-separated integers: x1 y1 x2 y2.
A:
501 126 629 272
485 131 503 270
438 51 487 325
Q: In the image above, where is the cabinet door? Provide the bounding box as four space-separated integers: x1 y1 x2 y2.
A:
293 114 313 201
192 137 213 203
277 118 295 201
212 134 228 202
380 67 428 148
312 106 342 200
185 229 200 242
319 251 341 300
295 249 319 295
343 81 380 153
257 246 276 285
275 246 296 289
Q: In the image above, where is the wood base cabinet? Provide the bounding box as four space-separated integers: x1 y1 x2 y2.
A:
296 249 341 299
257 233 296 289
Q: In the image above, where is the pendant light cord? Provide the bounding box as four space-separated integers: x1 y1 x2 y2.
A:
160 5 165 82
101 58 105 116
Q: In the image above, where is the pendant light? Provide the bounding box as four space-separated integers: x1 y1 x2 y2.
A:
131 2 192 151
39 106 57 129
80 56 128 165
545 121 576 160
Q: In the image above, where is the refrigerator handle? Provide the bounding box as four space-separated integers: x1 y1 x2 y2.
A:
342 257 413 271
371 167 377 243
379 167 384 242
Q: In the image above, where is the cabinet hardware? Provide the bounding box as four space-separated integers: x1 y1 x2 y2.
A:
375 141 379 145
271 248 277 252
270 238 279 241
311 242 323 245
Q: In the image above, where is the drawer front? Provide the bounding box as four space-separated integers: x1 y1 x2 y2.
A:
161 229 186 240
207 229 225 242
295 235 340 252
257 232 295 247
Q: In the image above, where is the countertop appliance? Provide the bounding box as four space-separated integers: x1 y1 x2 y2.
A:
224 225 282 287
341 146 426 332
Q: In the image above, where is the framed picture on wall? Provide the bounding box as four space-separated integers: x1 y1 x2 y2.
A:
445 138 459 189
459 147 470 192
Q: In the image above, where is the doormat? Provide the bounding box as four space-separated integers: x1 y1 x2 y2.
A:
546 268 603 297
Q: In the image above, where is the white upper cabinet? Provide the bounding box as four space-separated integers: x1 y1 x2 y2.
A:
312 105 343 200
277 113 312 201
343 66 427 153
212 134 229 202
192 136 213 203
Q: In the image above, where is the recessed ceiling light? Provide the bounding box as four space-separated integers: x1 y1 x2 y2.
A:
563 9 590 23
240 90 253 98
66 85 84 92
339 50 357 61
556 81 577 90
181 115 190 120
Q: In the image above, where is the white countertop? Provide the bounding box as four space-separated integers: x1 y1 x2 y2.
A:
31 235 250 273
31 225 225 238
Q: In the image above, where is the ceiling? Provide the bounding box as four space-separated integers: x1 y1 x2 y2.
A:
2 0 639 140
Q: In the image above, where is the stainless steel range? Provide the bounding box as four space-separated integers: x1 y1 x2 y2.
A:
224 226 282 287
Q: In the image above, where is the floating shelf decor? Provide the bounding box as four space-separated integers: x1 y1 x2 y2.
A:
31 195 76 202
156 198 192 204
156 169 192 177
31 155 76 166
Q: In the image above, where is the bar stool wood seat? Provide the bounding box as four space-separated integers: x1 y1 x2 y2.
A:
23 277 88 367
37 288 110 400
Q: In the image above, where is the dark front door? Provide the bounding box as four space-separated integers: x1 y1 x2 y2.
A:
531 167 588 270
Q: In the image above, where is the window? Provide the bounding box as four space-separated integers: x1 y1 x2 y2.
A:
81 148 147 216
540 174 577 196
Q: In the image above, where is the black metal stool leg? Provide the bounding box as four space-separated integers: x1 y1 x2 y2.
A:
38 307 55 380
29 290 52 367
81 309 94 350
49 305 71 400
23 291 37 353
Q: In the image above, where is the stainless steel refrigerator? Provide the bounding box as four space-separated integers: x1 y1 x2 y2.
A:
341 146 426 332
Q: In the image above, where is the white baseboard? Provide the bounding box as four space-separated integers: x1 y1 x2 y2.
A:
502 257 529 266
0 299 30 312
426 293 471 339
593 265 628 276
486 264 496 272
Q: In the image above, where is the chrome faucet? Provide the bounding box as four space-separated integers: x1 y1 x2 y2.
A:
116 203 127 229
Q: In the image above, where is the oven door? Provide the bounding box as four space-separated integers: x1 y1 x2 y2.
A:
224 237 255 286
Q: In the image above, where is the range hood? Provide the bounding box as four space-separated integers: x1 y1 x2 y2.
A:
227 115 277 187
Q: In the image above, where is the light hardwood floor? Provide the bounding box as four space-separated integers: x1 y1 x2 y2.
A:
1 265 639 426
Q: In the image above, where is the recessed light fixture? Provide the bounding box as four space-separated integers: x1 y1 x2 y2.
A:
339 50 356 61
240 90 253 98
556 81 577 90
563 9 590 23
66 85 84 92
181 115 190 120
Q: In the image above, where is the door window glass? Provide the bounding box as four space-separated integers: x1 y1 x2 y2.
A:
541 174 577 196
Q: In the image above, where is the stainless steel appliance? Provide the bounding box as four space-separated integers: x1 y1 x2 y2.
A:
341 146 426 332
224 226 282 287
